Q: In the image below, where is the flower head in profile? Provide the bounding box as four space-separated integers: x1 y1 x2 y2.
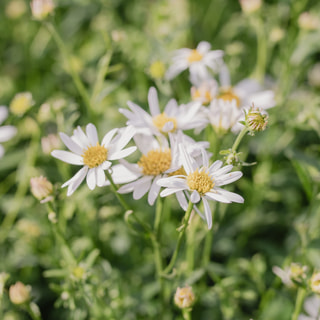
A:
272 262 308 288
174 286 195 309
165 41 224 82
30 0 54 20
9 282 31 305
51 124 136 196
0 106 17 158
157 144 244 229
120 87 208 137
30 176 53 203
191 78 218 106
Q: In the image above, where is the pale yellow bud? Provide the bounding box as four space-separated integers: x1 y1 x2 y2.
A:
245 106 268 133
9 92 34 116
288 263 307 283
149 61 166 80
239 0 262 14
174 286 195 309
30 0 54 20
41 134 61 155
310 272 320 294
269 27 285 43
5 0 27 19
298 12 319 31
30 176 53 202
9 282 31 305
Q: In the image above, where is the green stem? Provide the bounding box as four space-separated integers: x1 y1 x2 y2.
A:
163 200 194 275
291 288 306 320
26 302 42 320
182 308 192 320
45 22 94 121
231 127 249 153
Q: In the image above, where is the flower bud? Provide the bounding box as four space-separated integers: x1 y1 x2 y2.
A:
9 282 31 305
149 61 165 80
9 92 34 116
310 272 320 294
298 12 319 31
30 176 53 202
174 286 195 309
288 263 307 284
245 106 268 133
41 134 61 155
30 0 54 20
239 0 262 14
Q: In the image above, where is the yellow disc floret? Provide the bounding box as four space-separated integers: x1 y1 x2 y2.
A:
187 169 214 195
152 113 177 133
138 149 171 176
82 143 107 168
218 88 241 107
187 49 203 63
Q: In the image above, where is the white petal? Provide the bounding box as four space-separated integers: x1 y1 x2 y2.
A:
196 41 211 54
179 143 198 175
205 192 231 203
108 146 137 160
96 166 106 187
118 176 151 194
0 106 8 124
59 132 83 155
105 164 141 185
86 123 99 145
101 128 118 147
304 295 320 318
0 145 4 158
72 126 90 148
148 87 160 116
86 168 96 190
213 165 233 177
157 176 187 188
148 176 161 205
190 190 201 203
176 191 188 210
203 197 212 229
162 121 174 133
101 161 112 170
160 187 186 197
51 150 83 165
133 178 152 200
62 166 88 196
215 188 244 203
215 171 243 186
164 99 178 114
209 160 223 172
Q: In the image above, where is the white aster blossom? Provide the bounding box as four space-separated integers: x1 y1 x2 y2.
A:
191 78 218 106
119 87 208 137
165 41 224 82
298 295 320 320
51 124 136 196
157 144 244 229
117 134 185 206
0 106 17 158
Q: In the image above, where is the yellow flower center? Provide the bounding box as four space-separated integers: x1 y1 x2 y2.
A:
192 89 213 105
152 113 177 133
138 149 171 176
187 169 214 195
187 49 203 63
82 143 107 168
149 60 165 79
218 88 241 107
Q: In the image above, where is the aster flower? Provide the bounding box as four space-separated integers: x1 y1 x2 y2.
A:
272 263 308 288
165 41 224 82
51 124 136 196
0 106 17 158
117 134 180 206
119 87 208 137
191 78 218 106
157 144 244 229
298 295 320 320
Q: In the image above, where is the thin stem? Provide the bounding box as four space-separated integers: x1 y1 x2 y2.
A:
231 126 249 153
163 200 194 275
182 308 192 320
26 302 42 320
44 22 94 121
291 287 306 320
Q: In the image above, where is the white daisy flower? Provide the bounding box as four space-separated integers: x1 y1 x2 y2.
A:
207 98 243 134
119 87 208 137
157 144 244 229
191 78 218 106
117 134 184 206
165 41 224 82
298 295 320 320
51 124 137 196
0 106 17 158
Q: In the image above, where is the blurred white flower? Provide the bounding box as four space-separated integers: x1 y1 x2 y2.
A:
120 87 208 136
191 78 218 105
298 295 320 320
51 124 136 196
30 0 54 20
239 0 262 14
165 41 224 82
298 12 320 31
157 144 243 229
0 106 17 158
272 263 308 288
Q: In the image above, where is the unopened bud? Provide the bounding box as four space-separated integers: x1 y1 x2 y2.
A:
149 61 165 80
30 0 54 20
9 92 34 116
30 176 53 202
174 286 195 309
298 12 319 31
239 0 262 14
9 282 31 305
288 263 307 283
245 106 268 133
